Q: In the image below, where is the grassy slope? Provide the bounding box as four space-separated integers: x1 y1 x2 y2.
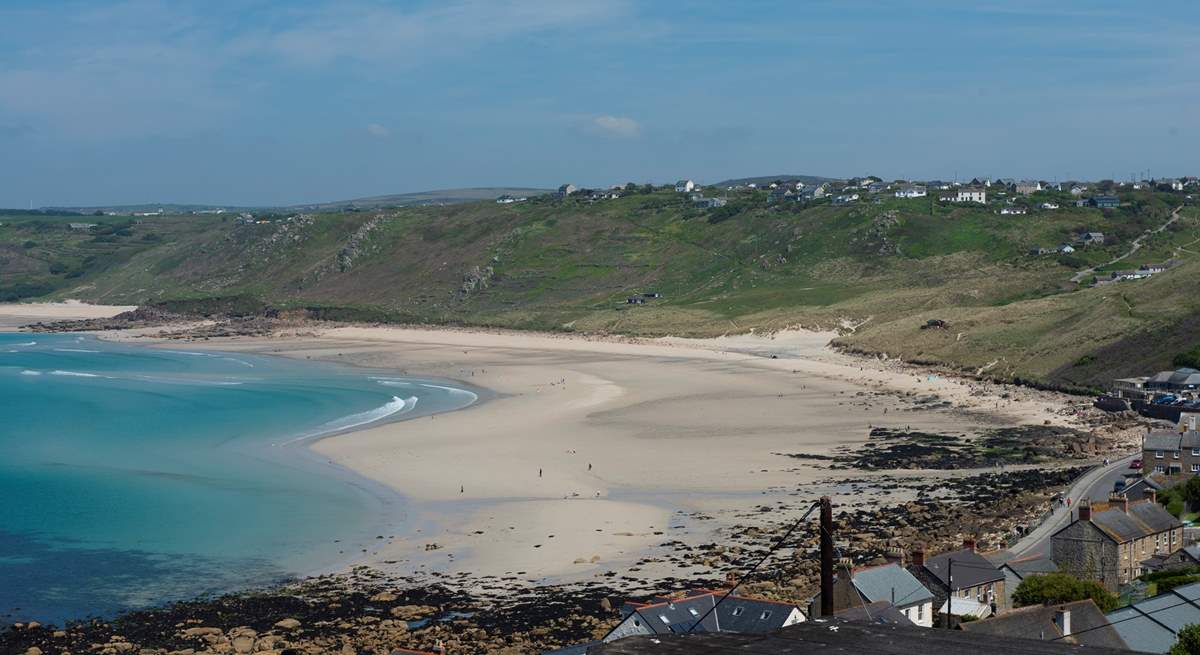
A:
1 190 1197 388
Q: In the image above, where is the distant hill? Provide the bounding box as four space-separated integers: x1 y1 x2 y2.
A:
288 187 553 210
713 174 841 188
40 188 553 215
3 186 1197 390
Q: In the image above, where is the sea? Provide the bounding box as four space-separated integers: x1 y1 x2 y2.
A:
0 332 478 624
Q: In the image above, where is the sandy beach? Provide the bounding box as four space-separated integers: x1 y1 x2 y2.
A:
0 301 134 328
151 325 1080 586
1 303 1094 590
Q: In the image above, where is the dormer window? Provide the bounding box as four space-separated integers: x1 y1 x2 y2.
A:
760 610 772 620
659 615 670 624
688 608 698 616
732 607 744 616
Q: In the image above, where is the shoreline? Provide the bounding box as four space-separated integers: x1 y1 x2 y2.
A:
1 303 1140 604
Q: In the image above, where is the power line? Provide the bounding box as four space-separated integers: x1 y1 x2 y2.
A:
1048 592 1200 642
685 500 821 634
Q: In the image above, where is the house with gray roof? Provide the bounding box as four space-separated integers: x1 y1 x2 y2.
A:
602 589 804 643
1147 368 1200 393
1051 497 1183 591
998 553 1058 608
1142 429 1200 475
961 599 1126 650
813 561 935 627
1106 580 1200 653
907 540 1006 617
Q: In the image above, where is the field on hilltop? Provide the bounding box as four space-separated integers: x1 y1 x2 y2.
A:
2 185 1198 389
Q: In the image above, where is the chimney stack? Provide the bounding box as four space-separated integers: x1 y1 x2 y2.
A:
913 550 926 567
1079 503 1092 521
1054 608 1072 637
1149 490 1158 504
1109 494 1129 513
963 538 976 553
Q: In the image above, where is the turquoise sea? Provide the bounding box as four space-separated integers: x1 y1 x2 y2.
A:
0 332 478 624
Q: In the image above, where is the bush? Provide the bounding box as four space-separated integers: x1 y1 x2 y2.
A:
1013 573 1118 612
1175 347 1200 370
1171 623 1200 655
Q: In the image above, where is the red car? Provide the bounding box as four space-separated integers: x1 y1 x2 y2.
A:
1130 459 1142 470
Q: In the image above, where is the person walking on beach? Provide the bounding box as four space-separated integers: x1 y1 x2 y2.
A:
539 468 543 478
588 463 592 471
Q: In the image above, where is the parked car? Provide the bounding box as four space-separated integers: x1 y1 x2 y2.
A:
1130 459 1143 470
1113 478 1127 493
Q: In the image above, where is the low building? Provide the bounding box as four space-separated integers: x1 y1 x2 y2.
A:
1074 231 1105 246
997 553 1058 609
1015 180 1043 195
895 185 927 199
675 179 695 193
813 561 935 627
1106 580 1200 653
1000 206 1027 215
1146 368 1200 394
1041 202 1060 210
602 590 804 643
832 193 859 206
960 599 1127 650
1091 195 1120 208
1050 497 1183 591
908 540 1006 617
955 187 987 203
558 183 577 197
693 196 727 208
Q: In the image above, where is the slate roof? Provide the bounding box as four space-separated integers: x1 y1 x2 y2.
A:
590 617 1134 654
1002 553 1059 579
1143 432 1181 451
1106 580 1200 653
1082 500 1181 544
851 563 933 609
923 549 1004 588
613 591 801 638
835 600 911 625
960 599 1127 650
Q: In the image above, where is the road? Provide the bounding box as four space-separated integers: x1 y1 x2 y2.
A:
1070 205 1184 284
1004 454 1138 561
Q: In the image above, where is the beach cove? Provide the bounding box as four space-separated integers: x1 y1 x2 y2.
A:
99 321 1083 589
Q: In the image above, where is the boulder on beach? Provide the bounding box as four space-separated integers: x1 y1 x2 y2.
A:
274 618 302 631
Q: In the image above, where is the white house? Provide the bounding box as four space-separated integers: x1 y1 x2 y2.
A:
675 179 695 193
895 185 927 199
1040 202 1060 210
845 563 935 628
955 188 987 204
999 207 1027 215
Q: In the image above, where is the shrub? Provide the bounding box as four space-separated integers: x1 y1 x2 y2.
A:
1013 573 1118 612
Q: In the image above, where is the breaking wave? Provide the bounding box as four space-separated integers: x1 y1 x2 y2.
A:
279 395 418 445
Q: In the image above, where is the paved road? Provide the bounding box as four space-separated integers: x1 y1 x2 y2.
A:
1070 205 1184 284
1004 454 1138 561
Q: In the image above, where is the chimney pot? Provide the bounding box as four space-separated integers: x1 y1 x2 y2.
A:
963 538 976 553
913 550 926 566
1150 490 1158 504
1079 504 1092 521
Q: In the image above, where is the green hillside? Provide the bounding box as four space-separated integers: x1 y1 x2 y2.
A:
2 186 1197 389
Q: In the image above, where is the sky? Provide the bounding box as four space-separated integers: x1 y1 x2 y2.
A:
1 0 1197 207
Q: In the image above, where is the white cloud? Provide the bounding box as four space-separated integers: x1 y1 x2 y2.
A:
366 123 391 138
587 115 641 139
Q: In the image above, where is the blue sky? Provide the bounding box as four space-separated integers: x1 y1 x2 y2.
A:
1 0 1197 207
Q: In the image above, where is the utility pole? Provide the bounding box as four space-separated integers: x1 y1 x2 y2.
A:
945 558 954 629
820 496 834 618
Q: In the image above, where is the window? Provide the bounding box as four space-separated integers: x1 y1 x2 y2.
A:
659 615 670 624
1175 451 1181 459
688 608 698 617
1191 449 1199 456
760 611 772 620
731 607 744 617
1156 450 1165 459
1156 465 1166 473
1192 464 1199 473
